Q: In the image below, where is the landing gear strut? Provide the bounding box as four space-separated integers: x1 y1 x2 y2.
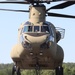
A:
35 57 40 75
12 65 21 75
55 66 63 75
35 63 40 75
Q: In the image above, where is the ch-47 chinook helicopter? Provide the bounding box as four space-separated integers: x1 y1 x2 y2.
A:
0 0 75 75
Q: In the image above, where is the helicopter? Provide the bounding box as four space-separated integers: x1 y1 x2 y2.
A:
0 0 75 75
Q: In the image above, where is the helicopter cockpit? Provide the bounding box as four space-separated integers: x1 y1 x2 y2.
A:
19 21 65 44
20 21 65 43
22 21 50 33
20 21 54 49
22 25 50 33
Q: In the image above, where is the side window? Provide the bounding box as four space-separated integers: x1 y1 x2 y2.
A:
49 27 54 42
23 26 28 32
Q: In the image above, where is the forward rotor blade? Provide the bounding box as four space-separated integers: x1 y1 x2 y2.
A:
47 1 75 11
0 1 29 4
0 8 29 12
47 12 75 18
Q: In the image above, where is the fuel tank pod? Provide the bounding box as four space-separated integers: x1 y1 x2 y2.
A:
10 44 25 60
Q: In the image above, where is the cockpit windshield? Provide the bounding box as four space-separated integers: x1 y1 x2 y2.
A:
22 21 50 33
23 25 50 33
23 26 32 32
41 26 49 32
34 26 39 32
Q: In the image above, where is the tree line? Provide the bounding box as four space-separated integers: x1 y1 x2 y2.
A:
0 63 75 75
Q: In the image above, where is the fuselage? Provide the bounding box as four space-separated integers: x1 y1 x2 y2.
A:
10 4 64 69
10 21 64 69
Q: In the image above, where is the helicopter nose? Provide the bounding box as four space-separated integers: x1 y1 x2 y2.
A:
24 33 49 48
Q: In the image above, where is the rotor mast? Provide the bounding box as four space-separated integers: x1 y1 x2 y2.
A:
29 4 46 25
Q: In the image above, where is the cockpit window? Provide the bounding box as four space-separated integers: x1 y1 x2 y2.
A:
24 21 31 25
34 26 39 32
41 26 49 32
23 26 32 32
22 25 50 33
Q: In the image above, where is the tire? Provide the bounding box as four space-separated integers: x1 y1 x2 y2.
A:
55 66 63 75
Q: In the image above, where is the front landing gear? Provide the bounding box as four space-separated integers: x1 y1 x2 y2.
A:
12 65 21 75
35 57 40 75
55 66 63 75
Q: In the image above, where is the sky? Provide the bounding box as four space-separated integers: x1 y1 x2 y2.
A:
0 1 75 64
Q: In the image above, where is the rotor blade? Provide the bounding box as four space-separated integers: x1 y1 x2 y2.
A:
47 12 75 18
0 8 29 12
47 1 75 11
0 1 29 4
24 0 52 3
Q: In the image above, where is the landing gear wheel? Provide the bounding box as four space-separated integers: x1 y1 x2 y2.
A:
16 67 21 75
35 64 40 75
12 65 16 75
12 65 21 75
35 57 40 75
55 66 63 75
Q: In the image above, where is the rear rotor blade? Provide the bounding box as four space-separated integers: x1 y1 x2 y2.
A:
47 1 75 11
0 1 29 4
47 12 75 18
0 8 29 12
